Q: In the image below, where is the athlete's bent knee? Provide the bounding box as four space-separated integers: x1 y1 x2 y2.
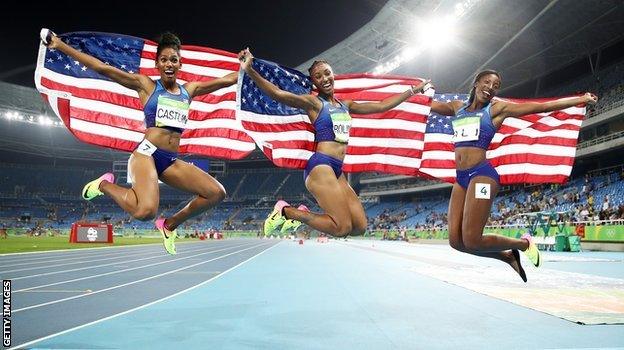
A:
351 223 366 236
133 207 157 221
449 234 465 252
215 186 226 202
200 183 226 202
462 236 483 251
334 222 353 237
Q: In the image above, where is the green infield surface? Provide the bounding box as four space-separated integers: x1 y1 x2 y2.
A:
0 235 199 254
0 230 261 254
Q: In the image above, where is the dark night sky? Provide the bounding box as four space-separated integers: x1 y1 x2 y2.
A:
3 0 388 87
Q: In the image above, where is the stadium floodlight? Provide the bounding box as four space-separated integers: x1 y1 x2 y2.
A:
6 111 21 120
417 16 457 51
1 109 64 128
401 46 417 61
37 116 53 126
372 0 480 74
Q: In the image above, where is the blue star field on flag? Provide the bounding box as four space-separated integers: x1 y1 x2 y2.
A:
43 32 143 80
240 58 312 116
425 93 469 135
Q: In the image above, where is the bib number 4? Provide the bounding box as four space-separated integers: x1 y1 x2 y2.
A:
475 183 491 199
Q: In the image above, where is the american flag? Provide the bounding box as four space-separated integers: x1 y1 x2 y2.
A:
236 58 433 175
34 31 256 159
420 94 587 184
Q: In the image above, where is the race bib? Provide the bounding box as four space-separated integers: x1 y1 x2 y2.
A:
475 183 491 199
331 112 352 143
452 116 480 142
155 96 189 129
135 139 157 156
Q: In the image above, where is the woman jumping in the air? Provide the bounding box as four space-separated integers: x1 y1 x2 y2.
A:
238 48 430 238
430 69 597 281
42 30 237 254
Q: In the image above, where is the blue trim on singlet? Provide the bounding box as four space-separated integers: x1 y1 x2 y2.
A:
143 80 191 134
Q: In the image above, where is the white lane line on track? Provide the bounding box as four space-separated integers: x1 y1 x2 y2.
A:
8 243 235 281
13 242 252 292
0 240 223 263
0 240 235 274
9 241 279 350
0 248 162 269
1 249 183 274
0 240 214 263
0 241 171 257
19 289 93 293
13 242 271 313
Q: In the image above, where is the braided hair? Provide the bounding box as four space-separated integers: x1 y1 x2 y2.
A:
307 60 329 76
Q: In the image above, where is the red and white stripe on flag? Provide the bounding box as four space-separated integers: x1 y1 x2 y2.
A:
336 73 433 175
419 96 586 184
34 38 256 159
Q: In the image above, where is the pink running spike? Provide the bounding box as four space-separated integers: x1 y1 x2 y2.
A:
274 200 290 214
521 233 533 244
297 204 310 212
101 172 115 184
155 218 166 230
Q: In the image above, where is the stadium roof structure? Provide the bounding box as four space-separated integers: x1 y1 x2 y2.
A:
296 0 624 94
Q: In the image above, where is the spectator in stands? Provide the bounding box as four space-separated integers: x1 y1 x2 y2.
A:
42 30 238 255
602 195 610 212
588 194 595 208
580 205 590 221
238 49 430 237
592 211 600 223
430 69 597 282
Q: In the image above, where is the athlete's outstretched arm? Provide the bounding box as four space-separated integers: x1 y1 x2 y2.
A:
238 49 319 113
185 72 238 98
492 92 597 121
43 31 152 94
430 100 464 116
344 80 431 114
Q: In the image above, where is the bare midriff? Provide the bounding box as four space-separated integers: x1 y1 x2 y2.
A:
316 141 348 161
143 127 181 153
455 147 487 170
